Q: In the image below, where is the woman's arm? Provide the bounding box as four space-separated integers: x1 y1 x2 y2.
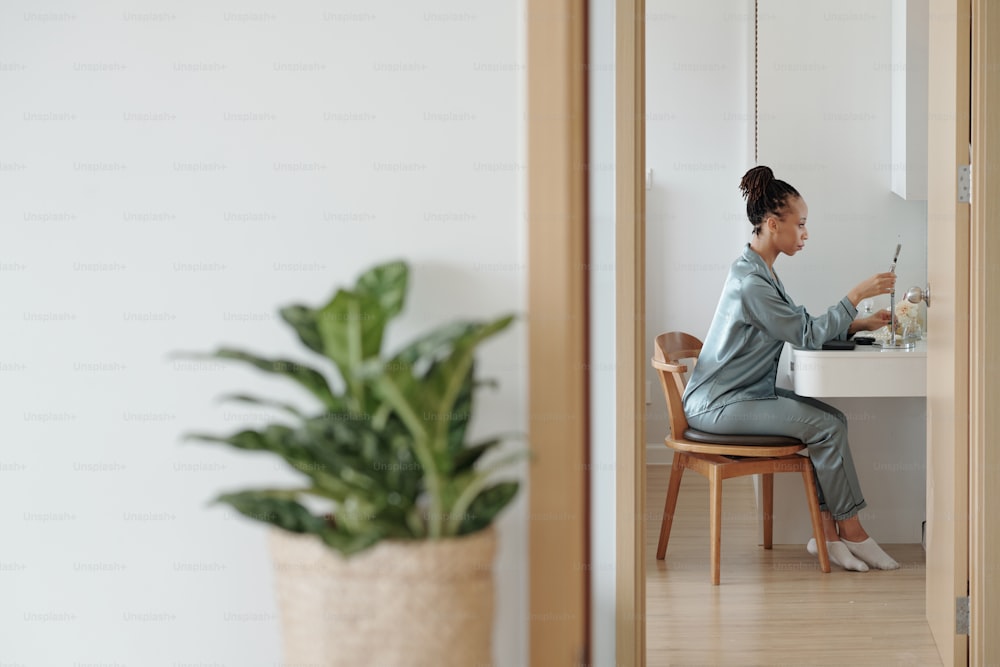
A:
741 275 857 349
848 310 893 334
846 272 898 307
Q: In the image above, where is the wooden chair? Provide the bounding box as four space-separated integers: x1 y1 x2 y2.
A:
651 331 831 585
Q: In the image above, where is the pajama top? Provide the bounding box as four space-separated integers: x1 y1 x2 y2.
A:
682 244 859 418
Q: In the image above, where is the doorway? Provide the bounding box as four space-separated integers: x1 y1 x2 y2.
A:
613 0 998 665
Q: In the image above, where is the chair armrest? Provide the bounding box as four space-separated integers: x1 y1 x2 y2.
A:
651 358 687 373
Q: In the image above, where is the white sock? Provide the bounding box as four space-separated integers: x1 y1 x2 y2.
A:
807 537 869 572
842 537 900 570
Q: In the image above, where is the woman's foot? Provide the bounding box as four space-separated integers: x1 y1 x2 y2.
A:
842 537 900 570
807 537 869 572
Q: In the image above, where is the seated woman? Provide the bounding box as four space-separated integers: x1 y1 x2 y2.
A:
681 165 899 572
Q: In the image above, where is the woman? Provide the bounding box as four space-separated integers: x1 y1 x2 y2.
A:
681 165 899 572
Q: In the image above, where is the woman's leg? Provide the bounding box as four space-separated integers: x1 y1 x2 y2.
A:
771 390 870 542
688 394 898 570
769 391 898 567
688 392 866 521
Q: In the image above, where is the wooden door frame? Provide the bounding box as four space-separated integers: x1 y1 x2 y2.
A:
613 2 998 664
925 1 970 663
526 0 591 664
969 0 1000 663
614 1 646 666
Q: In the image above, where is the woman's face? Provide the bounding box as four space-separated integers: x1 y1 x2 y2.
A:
768 195 809 257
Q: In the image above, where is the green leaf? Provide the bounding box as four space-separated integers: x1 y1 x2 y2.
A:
337 494 378 533
298 412 424 504
187 425 316 469
209 348 339 409
279 261 407 396
405 506 426 536
451 438 503 474
187 425 299 454
389 321 479 371
445 366 474 458
369 314 516 538
216 490 329 535
217 393 305 419
458 481 520 534
216 490 388 557
318 528 384 556
377 316 515 435
316 290 388 402
400 315 516 449
279 304 324 356
355 260 408 320
188 426 350 499
442 448 530 535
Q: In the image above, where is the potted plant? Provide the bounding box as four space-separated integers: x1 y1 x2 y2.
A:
183 260 523 666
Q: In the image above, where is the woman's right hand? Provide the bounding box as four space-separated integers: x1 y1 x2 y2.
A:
848 272 897 306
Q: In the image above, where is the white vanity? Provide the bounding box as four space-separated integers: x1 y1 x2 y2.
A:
790 340 926 398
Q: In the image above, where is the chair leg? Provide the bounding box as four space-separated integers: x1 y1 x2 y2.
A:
762 472 774 550
709 464 723 585
800 465 831 573
656 451 686 560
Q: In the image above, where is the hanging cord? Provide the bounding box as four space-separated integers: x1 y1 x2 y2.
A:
754 0 759 164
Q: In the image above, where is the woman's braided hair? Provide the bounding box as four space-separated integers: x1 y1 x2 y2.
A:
739 165 800 236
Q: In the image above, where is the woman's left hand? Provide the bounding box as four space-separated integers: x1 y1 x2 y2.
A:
854 309 892 332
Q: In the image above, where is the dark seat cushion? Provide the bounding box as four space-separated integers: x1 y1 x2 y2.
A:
682 428 804 447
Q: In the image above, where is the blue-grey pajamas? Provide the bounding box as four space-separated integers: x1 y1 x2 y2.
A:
682 244 866 520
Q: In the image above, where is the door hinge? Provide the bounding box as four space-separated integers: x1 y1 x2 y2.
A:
958 164 972 203
956 595 970 635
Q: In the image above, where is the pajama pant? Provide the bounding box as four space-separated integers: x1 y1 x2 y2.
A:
686 387 867 521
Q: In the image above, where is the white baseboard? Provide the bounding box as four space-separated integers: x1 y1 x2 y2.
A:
646 442 673 466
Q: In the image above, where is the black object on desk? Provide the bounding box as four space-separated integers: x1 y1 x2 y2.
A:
821 339 856 350
854 336 876 345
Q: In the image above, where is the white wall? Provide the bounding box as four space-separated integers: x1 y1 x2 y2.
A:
645 0 756 451
645 0 928 542
588 0 616 665
0 2 527 665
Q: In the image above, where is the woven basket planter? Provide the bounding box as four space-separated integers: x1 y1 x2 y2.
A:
269 526 497 667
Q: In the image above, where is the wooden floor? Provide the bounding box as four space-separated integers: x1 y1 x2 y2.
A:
645 464 943 666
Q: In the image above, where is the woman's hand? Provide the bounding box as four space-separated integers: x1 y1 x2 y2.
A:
849 309 892 334
848 272 897 306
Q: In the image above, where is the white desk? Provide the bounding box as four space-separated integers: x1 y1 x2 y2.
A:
767 340 927 544
790 340 926 398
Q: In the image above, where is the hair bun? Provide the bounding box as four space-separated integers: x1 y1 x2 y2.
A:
739 165 775 201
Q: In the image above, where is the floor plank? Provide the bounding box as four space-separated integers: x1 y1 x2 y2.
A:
645 464 943 666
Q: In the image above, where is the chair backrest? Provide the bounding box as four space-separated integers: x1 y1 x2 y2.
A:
651 332 703 439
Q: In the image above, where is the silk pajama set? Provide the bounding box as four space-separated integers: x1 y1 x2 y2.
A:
682 244 866 521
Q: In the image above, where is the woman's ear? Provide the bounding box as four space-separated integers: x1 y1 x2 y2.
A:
764 214 778 233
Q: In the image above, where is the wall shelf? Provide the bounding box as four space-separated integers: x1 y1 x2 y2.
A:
891 0 929 200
